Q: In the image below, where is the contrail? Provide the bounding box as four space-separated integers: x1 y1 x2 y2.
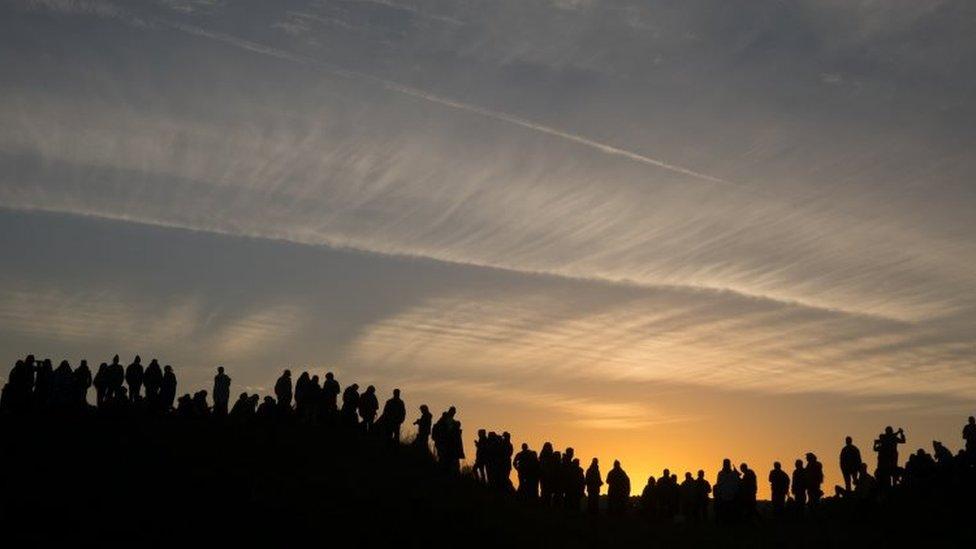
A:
74 2 733 186
383 83 731 184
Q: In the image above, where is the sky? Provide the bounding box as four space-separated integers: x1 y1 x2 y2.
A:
1 0 975 495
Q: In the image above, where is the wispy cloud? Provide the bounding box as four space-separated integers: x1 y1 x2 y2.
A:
2 0 975 404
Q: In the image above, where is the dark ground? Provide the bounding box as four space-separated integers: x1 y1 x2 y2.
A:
1 416 973 548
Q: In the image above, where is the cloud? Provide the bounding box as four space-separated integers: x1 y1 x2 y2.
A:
1 0 975 404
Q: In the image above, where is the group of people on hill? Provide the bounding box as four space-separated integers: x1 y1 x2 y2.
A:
0 354 180 414
0 354 464 471
4 353 976 521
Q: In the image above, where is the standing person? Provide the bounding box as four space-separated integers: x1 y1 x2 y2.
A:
840 436 863 492
714 459 740 523
585 458 603 515
873 426 906 489
805 453 824 506
473 430 489 483
639 476 657 521
274 370 293 411
694 470 712 522
567 459 585 512
413 404 432 449
739 463 758 520
212 366 231 416
321 372 340 415
92 362 108 408
539 443 556 506
606 460 631 517
294 372 311 416
680 472 698 522
358 385 379 432
380 388 406 443
791 460 807 515
143 359 163 408
514 443 540 500
432 407 463 473
963 417 976 462
768 462 790 516
107 355 124 402
341 383 360 426
160 365 177 411
72 360 92 408
125 355 144 402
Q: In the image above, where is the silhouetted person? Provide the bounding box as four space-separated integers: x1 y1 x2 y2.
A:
106 355 124 402
294 372 312 416
840 436 863 492
514 443 540 500
805 453 823 506
432 407 463 473
176 393 193 417
694 470 711 522
551 451 563 506
143 359 162 407
274 370 292 411
874 426 905 489
52 360 73 409
740 463 758 520
769 462 790 516
791 459 806 514
124 355 144 402
449 407 465 463
714 459 740 523
606 460 630 516
567 458 585 512
321 372 340 415
92 362 108 407
4 357 34 413
34 359 53 408
230 392 250 419
854 462 877 503
72 359 92 408
380 388 406 443
413 404 432 450
213 366 231 416
341 383 360 427
474 430 489 483
257 396 277 419
539 442 557 506
192 390 209 416
640 476 657 520
160 365 177 411
657 469 676 521
964 416 976 461
359 385 379 432
585 458 603 514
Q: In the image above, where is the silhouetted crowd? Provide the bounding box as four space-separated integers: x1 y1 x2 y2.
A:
3 353 976 523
